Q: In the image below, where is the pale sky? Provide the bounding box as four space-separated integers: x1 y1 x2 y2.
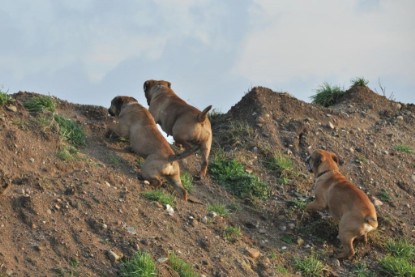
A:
1 0 414 113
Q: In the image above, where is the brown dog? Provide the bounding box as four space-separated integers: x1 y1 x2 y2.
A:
305 149 378 259
107 96 192 201
143 80 212 178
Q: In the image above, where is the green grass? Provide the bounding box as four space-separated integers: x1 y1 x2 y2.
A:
217 120 256 148
352 262 376 277
223 226 242 242
379 255 415 277
294 255 325 277
57 145 80 161
386 239 415 260
207 204 229 217
378 189 392 203
181 171 193 192
141 190 175 206
120 251 157 277
168 252 199 277
23 95 56 112
351 77 369 87
310 82 344 107
209 156 270 200
0 91 14 105
54 115 86 146
394 144 413 154
264 152 296 185
378 239 415 277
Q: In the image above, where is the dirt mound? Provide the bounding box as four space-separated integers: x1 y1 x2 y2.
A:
1 87 414 276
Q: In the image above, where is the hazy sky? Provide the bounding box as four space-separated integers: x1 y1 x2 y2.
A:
1 0 414 113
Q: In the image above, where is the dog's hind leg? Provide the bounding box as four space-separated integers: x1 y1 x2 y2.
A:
166 175 188 201
199 135 212 178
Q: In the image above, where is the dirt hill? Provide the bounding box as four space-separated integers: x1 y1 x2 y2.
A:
0 86 414 276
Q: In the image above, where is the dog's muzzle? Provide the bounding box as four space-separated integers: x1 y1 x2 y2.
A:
108 108 115 116
305 156 313 172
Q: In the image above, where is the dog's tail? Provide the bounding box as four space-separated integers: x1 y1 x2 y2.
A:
365 216 378 229
168 145 200 162
197 105 212 122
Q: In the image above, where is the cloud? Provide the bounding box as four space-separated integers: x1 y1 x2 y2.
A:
233 0 415 91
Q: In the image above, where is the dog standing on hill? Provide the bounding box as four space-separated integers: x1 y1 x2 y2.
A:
107 96 193 201
143 80 212 178
305 149 378 259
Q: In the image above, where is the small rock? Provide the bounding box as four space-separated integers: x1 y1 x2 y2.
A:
207 211 217 218
107 249 123 263
143 180 150 185
328 122 335 129
396 115 404 121
411 175 415 183
246 248 261 259
279 225 287 231
288 223 295 230
29 158 35 163
281 246 287 250
165 204 174 216
6 105 17 112
126 226 136 235
297 238 305 246
201 216 208 224
157 257 168 263
372 196 383 206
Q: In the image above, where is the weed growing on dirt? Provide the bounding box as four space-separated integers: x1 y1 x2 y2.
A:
0 91 13 105
108 155 122 167
264 151 296 185
294 255 325 277
120 251 157 277
57 145 80 161
378 238 415 276
12 118 28 130
311 82 344 107
386 239 415 260
394 144 413 154
352 262 376 277
215 120 256 148
168 252 199 277
54 115 86 146
23 95 56 113
208 204 229 217
351 77 369 87
209 156 270 200
141 190 175 206
378 189 392 204
223 226 241 242
181 171 193 192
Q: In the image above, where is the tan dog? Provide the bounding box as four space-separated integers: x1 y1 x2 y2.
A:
143 80 212 178
305 149 378 259
107 96 191 201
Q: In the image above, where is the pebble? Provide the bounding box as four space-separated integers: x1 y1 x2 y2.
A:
107 250 123 263
6 105 17 112
396 116 404 121
166 204 174 216
157 257 168 263
246 248 261 259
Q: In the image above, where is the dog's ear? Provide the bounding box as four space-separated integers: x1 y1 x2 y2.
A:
166 81 171 88
331 152 344 165
143 80 150 93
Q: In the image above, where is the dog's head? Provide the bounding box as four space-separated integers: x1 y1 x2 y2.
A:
108 96 138 116
143 79 171 105
305 149 341 175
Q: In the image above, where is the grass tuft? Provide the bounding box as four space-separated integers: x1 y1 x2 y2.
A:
207 204 229 217
141 190 175 206
181 171 193 193
54 115 86 146
294 255 325 277
223 226 242 242
23 95 56 113
209 156 270 200
311 82 344 107
120 251 157 277
264 152 296 185
168 252 199 277
0 91 14 106
350 77 369 87
57 145 80 161
394 144 413 154
379 255 415 277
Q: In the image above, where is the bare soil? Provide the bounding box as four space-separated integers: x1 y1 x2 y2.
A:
0 86 414 276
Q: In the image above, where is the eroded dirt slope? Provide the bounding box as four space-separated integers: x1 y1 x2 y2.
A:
0 87 414 276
